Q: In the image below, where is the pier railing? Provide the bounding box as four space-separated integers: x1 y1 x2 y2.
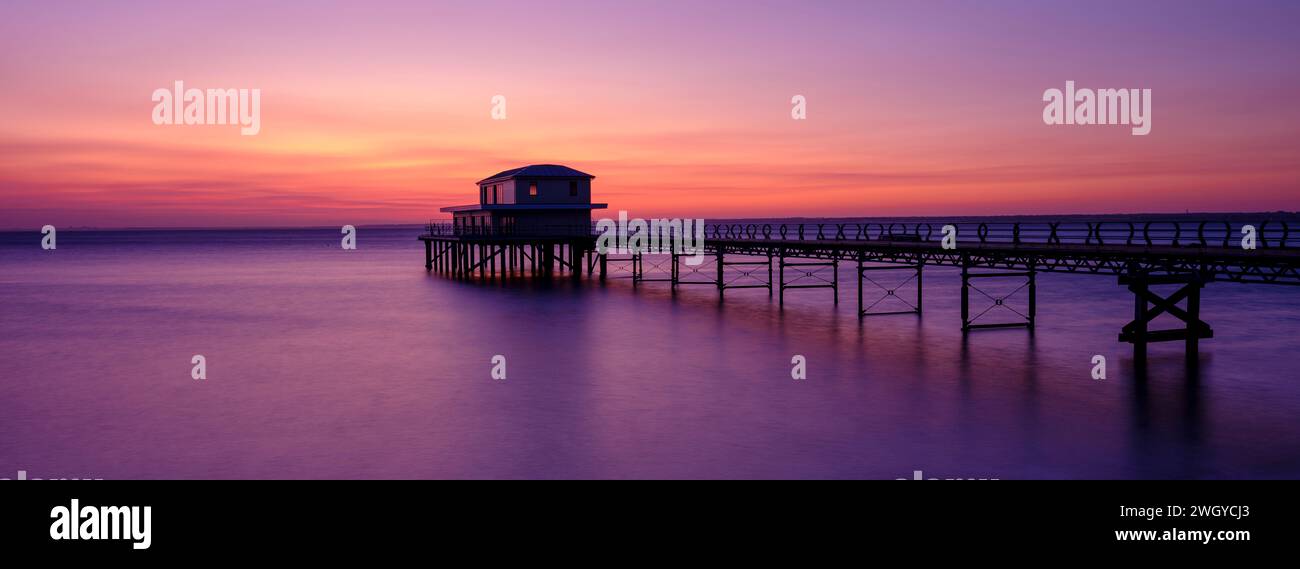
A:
698 220 1298 248
425 219 1299 249
423 222 595 239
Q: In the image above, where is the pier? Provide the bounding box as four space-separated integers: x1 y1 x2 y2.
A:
421 219 1300 366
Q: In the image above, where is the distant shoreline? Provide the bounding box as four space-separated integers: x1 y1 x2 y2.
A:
4 211 1299 233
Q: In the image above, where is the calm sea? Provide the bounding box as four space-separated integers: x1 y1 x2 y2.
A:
2 226 1299 479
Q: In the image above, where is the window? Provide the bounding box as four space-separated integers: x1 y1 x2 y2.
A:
492 184 498 204
529 182 538 197
569 181 578 196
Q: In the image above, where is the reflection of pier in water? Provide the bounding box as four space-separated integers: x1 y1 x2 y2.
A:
420 219 1300 367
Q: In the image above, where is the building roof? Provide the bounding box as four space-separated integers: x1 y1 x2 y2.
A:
477 164 595 185
440 203 608 213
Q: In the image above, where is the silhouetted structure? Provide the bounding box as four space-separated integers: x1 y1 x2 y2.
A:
422 185 1300 370
441 165 606 237
421 165 604 283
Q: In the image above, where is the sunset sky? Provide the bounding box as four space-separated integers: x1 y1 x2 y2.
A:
2 0 1298 228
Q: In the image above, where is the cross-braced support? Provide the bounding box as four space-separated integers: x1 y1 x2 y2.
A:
633 253 675 285
601 253 636 283
857 259 922 317
673 251 718 289
960 258 1036 331
679 246 773 297
717 250 774 297
779 253 838 306
1118 268 1213 366
587 251 606 281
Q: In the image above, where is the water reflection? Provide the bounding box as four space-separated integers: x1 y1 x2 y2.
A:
0 228 1296 479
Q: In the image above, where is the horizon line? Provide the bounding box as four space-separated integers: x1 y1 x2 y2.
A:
4 209 1300 233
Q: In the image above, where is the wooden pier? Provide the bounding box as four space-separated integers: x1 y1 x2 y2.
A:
422 232 596 281
421 219 1300 366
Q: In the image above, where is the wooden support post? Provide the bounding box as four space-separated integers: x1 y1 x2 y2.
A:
600 252 607 282
716 246 725 298
960 255 970 332
571 243 581 281
767 252 774 297
856 255 863 318
424 240 432 271
916 262 924 315
1027 263 1036 329
832 259 839 305
1132 271 1148 366
1186 278 1200 365
778 251 785 307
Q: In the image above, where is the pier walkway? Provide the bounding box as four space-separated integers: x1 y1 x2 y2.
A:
420 219 1300 366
